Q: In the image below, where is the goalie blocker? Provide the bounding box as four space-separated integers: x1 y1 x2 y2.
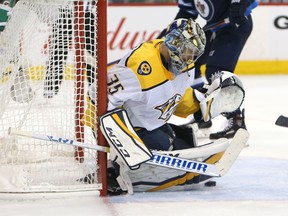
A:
100 109 153 169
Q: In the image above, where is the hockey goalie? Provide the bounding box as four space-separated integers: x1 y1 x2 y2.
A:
82 18 249 195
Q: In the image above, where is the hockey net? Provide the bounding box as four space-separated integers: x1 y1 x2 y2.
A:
0 0 107 194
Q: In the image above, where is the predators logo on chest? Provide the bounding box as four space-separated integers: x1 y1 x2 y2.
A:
155 94 182 121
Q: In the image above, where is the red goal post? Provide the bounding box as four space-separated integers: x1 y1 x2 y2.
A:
0 0 107 195
96 0 108 196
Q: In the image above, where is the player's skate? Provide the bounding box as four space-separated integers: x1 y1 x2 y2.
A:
210 109 246 140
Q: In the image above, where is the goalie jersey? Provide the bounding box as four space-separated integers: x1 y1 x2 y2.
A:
86 39 201 131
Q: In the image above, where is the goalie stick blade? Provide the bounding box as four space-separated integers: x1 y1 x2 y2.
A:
215 128 249 176
275 115 288 127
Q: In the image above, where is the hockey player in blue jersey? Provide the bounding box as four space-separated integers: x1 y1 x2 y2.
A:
158 0 258 139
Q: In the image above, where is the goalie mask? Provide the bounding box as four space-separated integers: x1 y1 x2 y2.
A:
164 18 206 76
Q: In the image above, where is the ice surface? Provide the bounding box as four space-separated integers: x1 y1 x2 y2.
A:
0 75 288 216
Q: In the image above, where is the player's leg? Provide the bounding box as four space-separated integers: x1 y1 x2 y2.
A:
191 30 213 136
44 9 72 98
136 123 198 151
84 10 96 86
135 124 175 151
192 28 214 88
201 16 252 139
204 17 253 82
169 123 197 149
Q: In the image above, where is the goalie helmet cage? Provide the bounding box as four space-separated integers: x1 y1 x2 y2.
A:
0 0 108 195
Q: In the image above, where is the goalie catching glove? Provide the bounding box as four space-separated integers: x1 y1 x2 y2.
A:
199 71 245 122
100 109 153 170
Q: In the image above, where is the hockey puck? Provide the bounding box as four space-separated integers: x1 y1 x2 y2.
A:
204 180 216 187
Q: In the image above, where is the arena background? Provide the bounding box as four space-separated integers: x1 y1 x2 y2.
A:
106 2 288 74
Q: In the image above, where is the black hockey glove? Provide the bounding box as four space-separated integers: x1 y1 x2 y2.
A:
229 0 249 28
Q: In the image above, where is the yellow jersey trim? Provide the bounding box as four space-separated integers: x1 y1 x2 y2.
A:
125 39 173 91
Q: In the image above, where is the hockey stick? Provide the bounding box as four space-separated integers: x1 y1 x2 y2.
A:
215 128 249 176
8 127 110 152
275 115 288 127
203 18 230 32
8 127 220 177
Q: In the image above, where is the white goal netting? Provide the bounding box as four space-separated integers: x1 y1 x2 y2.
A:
0 0 105 192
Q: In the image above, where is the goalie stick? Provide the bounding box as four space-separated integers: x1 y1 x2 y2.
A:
275 115 288 128
8 127 218 176
215 128 249 176
8 127 248 177
8 127 219 176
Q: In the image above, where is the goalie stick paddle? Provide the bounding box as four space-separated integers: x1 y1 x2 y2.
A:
275 115 288 127
8 127 221 177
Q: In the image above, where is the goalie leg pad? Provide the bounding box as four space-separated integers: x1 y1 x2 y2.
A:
100 109 153 169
